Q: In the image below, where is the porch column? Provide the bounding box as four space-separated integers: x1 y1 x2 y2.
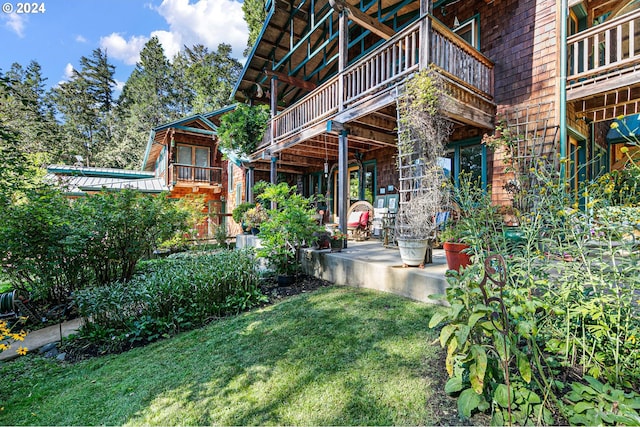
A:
270 156 278 209
270 76 278 144
338 11 348 112
338 130 349 234
247 167 255 203
419 0 431 68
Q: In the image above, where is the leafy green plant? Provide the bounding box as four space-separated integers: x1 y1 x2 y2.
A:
429 261 555 425
562 376 640 425
217 104 269 157
257 183 323 276
232 202 255 230
74 250 266 351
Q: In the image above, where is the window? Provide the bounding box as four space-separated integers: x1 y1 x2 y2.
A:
453 15 480 49
176 144 209 181
441 138 487 188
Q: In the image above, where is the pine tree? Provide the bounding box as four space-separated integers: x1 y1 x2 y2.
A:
0 62 61 162
104 37 177 169
52 48 116 166
181 43 242 114
242 0 267 56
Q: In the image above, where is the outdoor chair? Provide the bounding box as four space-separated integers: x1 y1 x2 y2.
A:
346 201 373 240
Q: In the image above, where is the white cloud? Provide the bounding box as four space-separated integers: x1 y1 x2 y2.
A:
64 63 74 79
2 13 27 38
154 0 248 58
55 63 76 86
100 33 149 65
113 79 126 96
98 0 248 68
75 35 87 43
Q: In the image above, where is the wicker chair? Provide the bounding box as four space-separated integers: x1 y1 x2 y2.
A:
346 201 374 240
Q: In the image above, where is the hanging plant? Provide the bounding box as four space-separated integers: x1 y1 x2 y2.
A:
217 104 270 157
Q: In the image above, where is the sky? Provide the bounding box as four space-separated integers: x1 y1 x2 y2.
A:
0 0 249 92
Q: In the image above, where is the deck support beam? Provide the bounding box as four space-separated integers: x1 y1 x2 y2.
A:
338 129 349 235
330 0 395 40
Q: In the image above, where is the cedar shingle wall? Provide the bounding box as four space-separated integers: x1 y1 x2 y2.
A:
438 0 562 204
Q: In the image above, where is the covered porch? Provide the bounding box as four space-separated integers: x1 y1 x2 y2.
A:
236 8 496 232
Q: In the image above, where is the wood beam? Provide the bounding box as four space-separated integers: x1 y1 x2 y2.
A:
330 0 396 40
264 69 317 91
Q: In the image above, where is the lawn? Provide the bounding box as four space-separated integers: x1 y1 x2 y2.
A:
0 286 456 426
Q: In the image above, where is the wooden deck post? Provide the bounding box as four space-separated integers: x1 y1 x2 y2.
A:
247 167 255 203
419 0 431 68
270 156 277 209
270 76 278 145
338 11 348 112
338 129 349 234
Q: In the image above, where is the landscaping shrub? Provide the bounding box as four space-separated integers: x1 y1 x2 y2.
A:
74 189 192 286
0 187 90 303
74 249 266 351
257 183 323 276
431 165 640 425
0 189 191 304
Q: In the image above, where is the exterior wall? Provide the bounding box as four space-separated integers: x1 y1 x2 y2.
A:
437 0 562 204
227 163 247 236
363 146 398 194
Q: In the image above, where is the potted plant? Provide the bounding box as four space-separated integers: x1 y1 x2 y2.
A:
440 219 472 272
243 204 268 235
329 230 346 252
394 69 452 268
395 189 444 267
257 183 323 285
232 202 255 234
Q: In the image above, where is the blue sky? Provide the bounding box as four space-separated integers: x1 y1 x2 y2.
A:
0 0 249 92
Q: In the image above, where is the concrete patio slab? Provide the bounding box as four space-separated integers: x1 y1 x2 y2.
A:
302 240 450 304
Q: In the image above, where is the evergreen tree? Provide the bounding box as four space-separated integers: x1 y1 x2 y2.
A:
52 48 116 166
180 43 242 114
105 37 177 169
242 0 267 56
0 74 43 206
0 62 60 161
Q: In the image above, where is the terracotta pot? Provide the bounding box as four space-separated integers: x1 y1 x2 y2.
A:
443 242 472 272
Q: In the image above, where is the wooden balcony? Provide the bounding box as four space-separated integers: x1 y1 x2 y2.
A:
258 14 495 155
169 164 223 188
567 9 640 121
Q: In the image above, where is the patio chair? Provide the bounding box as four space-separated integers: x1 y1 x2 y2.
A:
346 201 373 240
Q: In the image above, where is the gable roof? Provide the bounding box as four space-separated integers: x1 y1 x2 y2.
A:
141 106 236 172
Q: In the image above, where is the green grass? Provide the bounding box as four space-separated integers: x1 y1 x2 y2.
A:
0 286 452 426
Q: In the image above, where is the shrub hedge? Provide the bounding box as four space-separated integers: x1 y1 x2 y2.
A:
74 249 266 351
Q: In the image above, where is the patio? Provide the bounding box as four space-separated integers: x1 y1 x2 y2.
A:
300 240 449 305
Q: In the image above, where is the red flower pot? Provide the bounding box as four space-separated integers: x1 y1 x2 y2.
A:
443 242 472 272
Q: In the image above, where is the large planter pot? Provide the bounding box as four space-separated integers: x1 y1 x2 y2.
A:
443 242 472 272
503 226 525 244
330 238 345 252
397 239 430 268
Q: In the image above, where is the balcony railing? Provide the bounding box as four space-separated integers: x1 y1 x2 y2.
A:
567 9 640 91
266 14 494 148
170 164 223 186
